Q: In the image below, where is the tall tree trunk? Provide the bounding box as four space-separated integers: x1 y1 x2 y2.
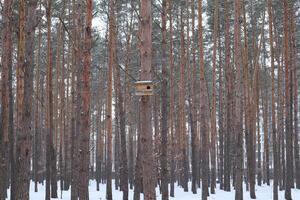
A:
191 0 199 194
291 9 300 189
218 13 224 190
161 0 168 199
7 0 15 197
168 0 175 197
70 1 80 198
106 0 116 199
15 0 37 198
179 1 188 192
211 0 219 194
283 0 293 199
234 0 243 199
63 0 72 191
34 2 42 192
1 0 13 198
263 85 270 186
242 0 250 191
224 0 233 192
45 0 57 199
275 29 285 190
198 0 209 199
96 72 104 191
115 25 129 200
267 0 278 198
140 0 156 198
124 5 134 191
77 0 92 199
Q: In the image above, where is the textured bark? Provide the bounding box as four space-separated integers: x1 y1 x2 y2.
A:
54 22 62 192
15 0 36 199
114 81 120 190
198 0 209 199
140 0 156 199
106 0 116 199
168 0 175 197
115 28 129 200
191 0 199 194
263 86 270 187
248 5 264 198
224 0 233 192
124 7 134 191
0 0 13 198
289 6 300 190
267 0 278 198
59 3 67 189
77 0 92 199
283 0 293 199
160 0 168 199
210 0 219 194
233 0 243 199
133 113 142 200
96 75 104 191
34 2 42 192
63 0 72 191
6 0 15 197
242 0 250 191
218 14 224 190
70 1 80 198
179 1 188 191
45 0 56 199
275 26 285 189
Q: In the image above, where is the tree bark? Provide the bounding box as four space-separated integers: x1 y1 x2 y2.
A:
224 0 233 192
77 0 92 199
140 0 156 199
161 0 168 199
283 0 293 199
267 0 278 198
168 0 175 197
198 0 209 199
233 0 243 199
106 0 116 199
0 0 13 198
191 0 199 194
211 0 219 194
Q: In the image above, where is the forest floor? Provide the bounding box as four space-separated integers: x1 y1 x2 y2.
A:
6 180 300 200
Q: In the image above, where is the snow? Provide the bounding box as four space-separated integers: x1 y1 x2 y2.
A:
6 181 300 200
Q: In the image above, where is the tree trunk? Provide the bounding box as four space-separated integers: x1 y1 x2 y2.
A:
267 0 278 198
77 0 92 199
106 0 116 199
140 0 156 198
45 0 57 199
198 0 209 199
114 27 129 200
291 8 300 189
283 0 293 199
168 0 175 197
34 2 42 192
224 0 233 192
1 0 13 198
210 0 219 194
233 0 243 199
15 0 36 199
161 0 168 199
190 0 199 194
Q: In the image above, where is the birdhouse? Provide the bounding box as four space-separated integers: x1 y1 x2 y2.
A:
135 81 154 96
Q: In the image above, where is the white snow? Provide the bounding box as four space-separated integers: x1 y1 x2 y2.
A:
6 181 300 200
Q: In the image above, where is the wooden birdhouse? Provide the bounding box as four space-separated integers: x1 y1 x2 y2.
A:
135 81 154 96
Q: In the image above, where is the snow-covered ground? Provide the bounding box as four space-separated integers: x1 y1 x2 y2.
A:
6 181 300 200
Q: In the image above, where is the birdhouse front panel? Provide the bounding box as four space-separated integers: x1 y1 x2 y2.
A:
135 81 154 96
